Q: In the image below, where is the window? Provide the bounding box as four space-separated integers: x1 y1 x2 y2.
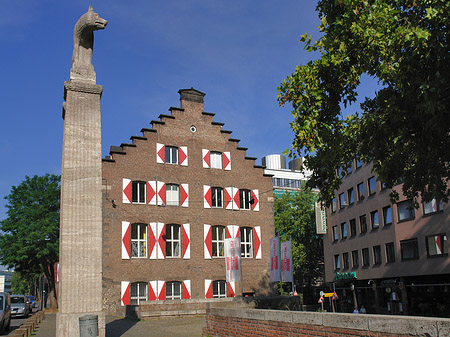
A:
338 167 344 178
350 219 357 237
332 226 339 241
211 187 223 208
352 250 359 268
362 248 370 267
397 200 415 222
380 181 387 190
240 227 253 258
339 193 346 209
356 158 363 169
213 280 227 298
210 151 222 169
357 182 365 201
383 206 392 225
359 215 367 233
212 226 225 257
373 245 381 265
166 281 182 300
343 252 349 270
166 224 181 258
400 239 419 260
370 210 379 229
347 188 354 205
341 222 347 239
334 254 341 270
166 184 179 206
165 146 178 164
240 189 252 210
368 176 376 195
131 223 147 258
331 197 337 213
130 282 148 305
423 199 444 215
131 181 146 204
347 164 352 174
386 242 395 263
426 234 447 257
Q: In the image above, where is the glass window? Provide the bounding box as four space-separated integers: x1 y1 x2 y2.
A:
426 234 447 257
211 187 223 208
210 151 222 169
334 254 341 270
368 176 376 195
383 206 392 225
352 250 359 268
397 200 415 221
381 181 387 190
371 210 379 229
362 248 370 267
350 219 357 237
386 242 395 263
131 223 147 258
165 146 178 164
130 282 148 305
373 245 381 265
166 224 181 258
166 281 182 300
131 181 146 204
212 226 225 257
240 227 253 258
341 222 347 239
166 184 179 206
343 252 349 270
356 158 363 169
339 193 346 209
239 189 252 210
401 239 419 260
423 199 444 215
347 164 352 174
331 197 337 213
332 226 339 241
347 188 354 205
359 215 367 233
213 280 227 298
338 167 344 178
357 182 365 201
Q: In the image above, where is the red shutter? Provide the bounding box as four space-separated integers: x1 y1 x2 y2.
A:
205 279 213 299
157 181 166 206
123 178 132 204
121 281 130 306
182 224 190 259
147 181 156 206
183 280 191 299
157 281 166 301
157 223 165 259
252 189 259 211
233 187 240 210
180 184 189 207
224 187 233 210
156 143 165 163
148 281 157 301
122 221 131 259
204 185 211 208
254 226 261 259
149 223 157 259
223 152 231 170
179 146 188 166
204 224 212 259
228 281 236 297
202 149 210 168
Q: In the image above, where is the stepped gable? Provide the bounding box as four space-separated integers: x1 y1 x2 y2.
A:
102 88 262 170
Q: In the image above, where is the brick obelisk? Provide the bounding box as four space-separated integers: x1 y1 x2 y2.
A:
57 7 107 337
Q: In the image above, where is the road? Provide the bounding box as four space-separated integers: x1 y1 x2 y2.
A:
3 308 38 336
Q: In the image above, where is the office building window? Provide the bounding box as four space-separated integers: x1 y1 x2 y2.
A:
343 252 349 270
423 199 444 215
332 226 339 241
352 250 359 268
426 234 447 257
165 146 178 164
341 222 347 239
211 187 223 208
362 248 370 267
357 182 365 201
332 197 337 213
397 200 415 222
131 223 147 258
240 227 253 258
386 242 395 263
166 224 181 258
334 254 341 270
400 238 419 261
347 188 354 205
166 281 182 300
371 210 379 229
339 193 346 209
360 215 367 233
356 158 363 169
213 280 227 298
130 282 148 305
350 219 357 237
383 206 392 225
212 226 225 257
368 176 376 195
373 245 381 265
131 181 146 204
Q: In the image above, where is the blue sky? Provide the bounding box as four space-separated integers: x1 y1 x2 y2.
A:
0 1 376 221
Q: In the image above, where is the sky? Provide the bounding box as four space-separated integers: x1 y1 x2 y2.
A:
0 1 377 221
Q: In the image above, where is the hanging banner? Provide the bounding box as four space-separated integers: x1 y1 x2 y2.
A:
270 237 281 282
281 240 293 283
224 238 241 282
315 201 327 234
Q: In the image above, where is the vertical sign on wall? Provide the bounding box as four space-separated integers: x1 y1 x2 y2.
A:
315 201 327 234
224 238 241 282
281 240 293 283
270 237 281 282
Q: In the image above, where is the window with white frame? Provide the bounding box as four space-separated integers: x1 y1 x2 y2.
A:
166 184 179 206
131 223 147 258
130 282 148 305
240 227 253 258
239 189 252 210
213 280 227 298
210 151 222 169
166 281 182 300
165 146 178 164
423 199 444 215
212 226 225 257
211 187 223 208
131 181 146 204
165 224 181 258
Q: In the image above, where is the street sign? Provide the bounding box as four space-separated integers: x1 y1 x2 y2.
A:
323 292 334 297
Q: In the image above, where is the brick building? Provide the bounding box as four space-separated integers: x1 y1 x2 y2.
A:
101 88 275 315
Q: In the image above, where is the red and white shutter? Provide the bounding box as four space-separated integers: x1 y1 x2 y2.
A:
224 187 233 210
149 223 157 260
223 152 231 171
157 281 166 301
156 143 165 163
123 178 132 204
204 224 212 259
157 181 166 206
205 279 213 299
436 235 445 255
202 149 210 168
254 226 261 259
203 185 211 208
148 281 158 301
157 223 165 259
227 281 236 298
147 181 157 206
182 223 190 259
179 146 188 166
122 221 131 259
182 280 191 299
180 184 189 207
226 225 239 239
121 281 130 306
251 189 259 211
232 187 240 211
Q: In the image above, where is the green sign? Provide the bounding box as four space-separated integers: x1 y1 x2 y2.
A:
336 272 357 280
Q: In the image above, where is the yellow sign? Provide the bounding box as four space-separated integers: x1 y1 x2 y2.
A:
323 293 334 297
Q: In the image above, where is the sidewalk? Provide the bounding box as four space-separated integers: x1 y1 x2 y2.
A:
32 313 205 336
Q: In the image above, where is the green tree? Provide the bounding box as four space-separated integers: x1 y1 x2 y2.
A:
273 187 323 302
0 174 59 306
278 0 450 205
11 271 38 295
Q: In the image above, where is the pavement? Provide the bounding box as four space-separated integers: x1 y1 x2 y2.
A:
31 313 205 337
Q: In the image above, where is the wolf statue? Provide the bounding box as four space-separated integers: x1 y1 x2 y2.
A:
71 6 107 81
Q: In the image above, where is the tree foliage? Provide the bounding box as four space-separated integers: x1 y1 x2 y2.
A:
278 0 450 205
273 187 323 294
0 174 59 303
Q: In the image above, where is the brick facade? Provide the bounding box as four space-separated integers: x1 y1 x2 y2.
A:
102 88 275 315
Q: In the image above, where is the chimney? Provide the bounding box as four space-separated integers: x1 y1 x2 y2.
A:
178 87 205 112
